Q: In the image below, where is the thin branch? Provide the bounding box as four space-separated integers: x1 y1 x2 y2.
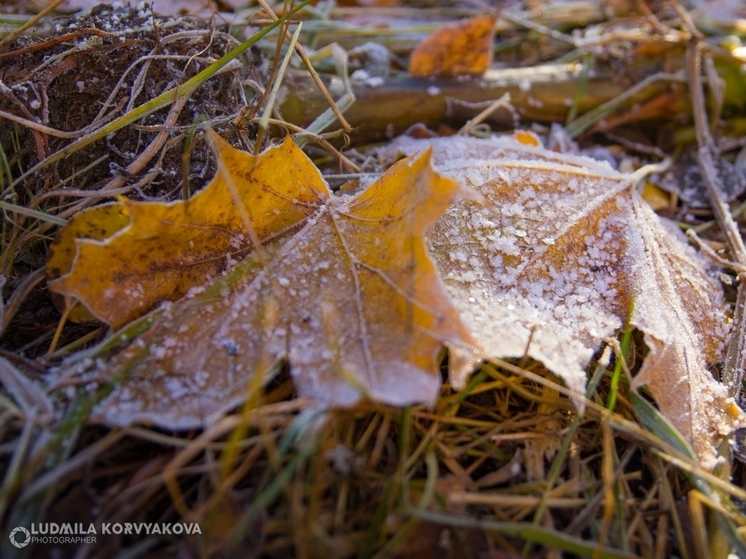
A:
687 41 746 398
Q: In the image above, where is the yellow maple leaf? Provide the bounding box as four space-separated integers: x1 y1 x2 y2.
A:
382 134 745 469
50 134 475 426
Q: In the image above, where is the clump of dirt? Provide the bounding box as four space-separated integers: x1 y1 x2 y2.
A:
1 3 258 202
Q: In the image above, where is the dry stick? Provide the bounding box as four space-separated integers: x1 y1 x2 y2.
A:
256 116 359 171
687 44 746 559
635 0 678 38
0 0 65 50
255 0 353 134
687 42 746 399
102 94 191 193
686 228 746 276
182 3 218 79
0 268 45 336
33 185 133 202
125 56 155 115
74 96 184 201
0 110 81 139
457 92 513 136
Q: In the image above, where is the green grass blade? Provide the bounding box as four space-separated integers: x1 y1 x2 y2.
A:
630 391 746 556
408 508 641 559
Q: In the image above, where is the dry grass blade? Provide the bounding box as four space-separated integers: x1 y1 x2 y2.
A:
0 0 64 49
257 0 353 134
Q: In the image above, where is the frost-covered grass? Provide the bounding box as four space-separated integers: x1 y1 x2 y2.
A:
5 349 745 558
2 1 746 558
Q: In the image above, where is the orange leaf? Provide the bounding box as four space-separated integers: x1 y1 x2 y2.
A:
640 181 670 210
54 136 474 427
409 15 496 78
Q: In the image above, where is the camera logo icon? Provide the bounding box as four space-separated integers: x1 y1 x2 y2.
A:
9 526 30 548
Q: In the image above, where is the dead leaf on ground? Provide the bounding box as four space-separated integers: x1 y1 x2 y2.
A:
409 15 497 78
379 133 744 469
52 134 474 427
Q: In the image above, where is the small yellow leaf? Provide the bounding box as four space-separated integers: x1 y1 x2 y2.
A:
409 15 496 78
640 181 670 210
